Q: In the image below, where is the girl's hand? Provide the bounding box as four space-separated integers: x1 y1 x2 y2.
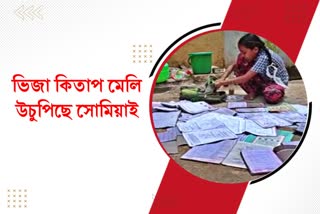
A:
215 79 225 89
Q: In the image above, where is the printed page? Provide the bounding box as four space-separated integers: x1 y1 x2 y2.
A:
235 108 267 113
252 136 285 148
247 113 292 128
274 111 307 123
244 119 277 136
222 142 271 169
182 128 238 147
291 104 308 116
181 140 237 164
241 149 283 175
214 107 237 116
152 111 181 129
179 101 213 114
157 129 178 143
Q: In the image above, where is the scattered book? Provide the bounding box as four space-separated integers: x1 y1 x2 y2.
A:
241 148 283 175
228 101 265 109
248 113 292 128
152 111 181 129
244 135 256 143
267 102 295 112
291 104 308 116
157 128 177 143
244 119 277 136
167 126 182 136
274 111 307 123
214 107 237 116
237 134 249 142
161 141 178 154
153 106 179 112
178 111 209 122
222 142 271 169
161 101 180 108
182 128 238 147
181 140 237 164
152 102 163 112
235 108 267 113
277 130 294 143
179 101 215 114
252 135 285 147
177 112 226 133
176 135 188 146
236 112 268 119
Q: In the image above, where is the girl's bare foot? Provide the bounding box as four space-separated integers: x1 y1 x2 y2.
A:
244 94 256 100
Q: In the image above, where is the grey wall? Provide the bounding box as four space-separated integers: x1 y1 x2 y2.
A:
223 31 294 67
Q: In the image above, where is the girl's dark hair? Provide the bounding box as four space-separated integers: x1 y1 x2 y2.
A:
238 33 272 65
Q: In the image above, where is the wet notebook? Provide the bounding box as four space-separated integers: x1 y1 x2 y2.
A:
180 140 237 164
161 141 178 154
241 148 283 175
241 144 297 175
157 128 177 143
221 142 271 169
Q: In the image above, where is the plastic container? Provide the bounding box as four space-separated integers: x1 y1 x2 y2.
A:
188 52 213 74
228 84 235 95
156 63 170 83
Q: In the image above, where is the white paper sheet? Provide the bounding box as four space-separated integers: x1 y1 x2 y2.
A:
267 102 295 112
214 107 237 116
222 142 271 169
157 128 177 143
152 111 181 129
153 106 179 112
252 136 285 147
244 119 277 136
176 135 188 146
177 113 226 133
178 111 209 122
291 104 308 116
235 108 267 113
236 112 268 119
241 148 283 175
180 140 237 164
152 102 163 112
227 101 247 109
228 101 265 109
177 121 202 133
167 126 182 136
205 112 246 134
194 118 226 130
161 101 180 108
161 141 178 154
182 128 238 147
274 111 307 123
179 100 214 114
248 113 292 128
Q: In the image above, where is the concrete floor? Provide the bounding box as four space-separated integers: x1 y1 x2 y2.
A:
152 74 308 183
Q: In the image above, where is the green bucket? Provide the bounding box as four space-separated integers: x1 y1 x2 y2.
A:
156 63 170 83
188 52 213 74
